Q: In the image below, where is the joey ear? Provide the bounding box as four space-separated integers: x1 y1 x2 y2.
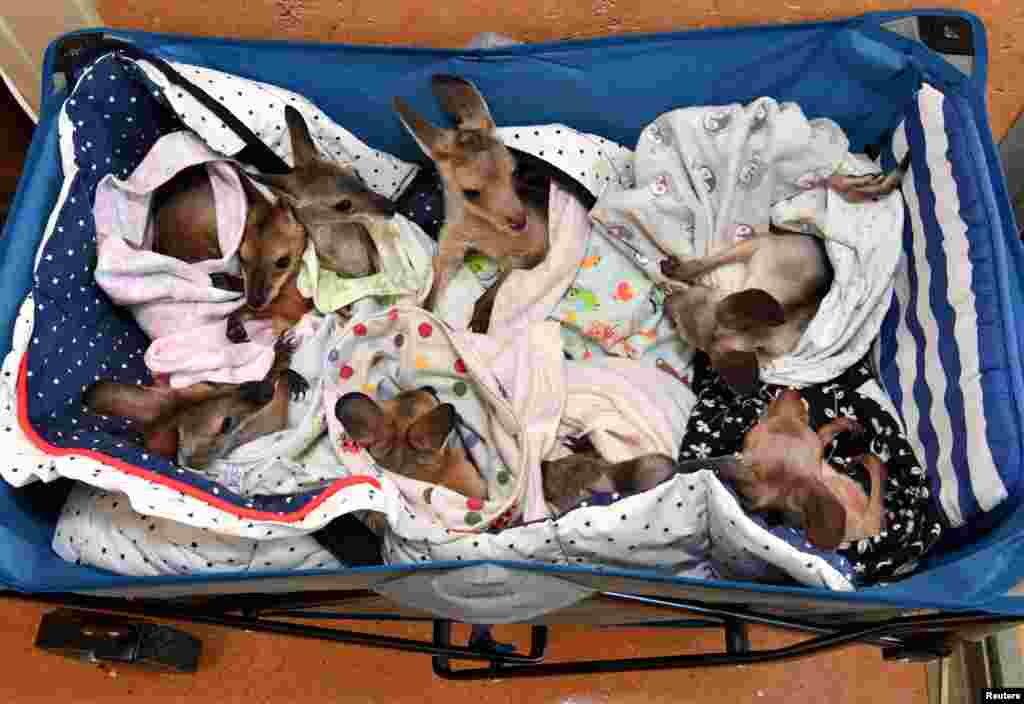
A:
248 170 299 199
716 289 786 330
430 74 496 131
803 483 848 550
335 392 390 448
270 198 301 228
408 403 457 452
712 350 761 395
239 171 275 209
283 104 320 168
393 96 449 158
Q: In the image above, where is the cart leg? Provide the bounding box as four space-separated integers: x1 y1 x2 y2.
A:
724 619 751 655
468 625 516 655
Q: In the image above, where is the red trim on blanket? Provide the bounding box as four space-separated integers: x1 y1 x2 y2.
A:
16 352 381 523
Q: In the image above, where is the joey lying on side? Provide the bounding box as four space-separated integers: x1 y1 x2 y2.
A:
678 388 887 550
660 155 911 393
541 435 679 515
84 335 309 469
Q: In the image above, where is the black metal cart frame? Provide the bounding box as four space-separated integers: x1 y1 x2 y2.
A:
9 587 1024 679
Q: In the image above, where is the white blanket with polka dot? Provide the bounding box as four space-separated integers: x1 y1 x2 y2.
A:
54 482 342 577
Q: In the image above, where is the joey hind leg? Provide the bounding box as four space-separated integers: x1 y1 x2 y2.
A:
660 239 761 282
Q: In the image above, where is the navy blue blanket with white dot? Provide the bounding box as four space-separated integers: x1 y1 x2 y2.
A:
23 54 333 519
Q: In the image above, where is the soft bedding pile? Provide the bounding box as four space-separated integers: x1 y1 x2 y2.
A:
0 47 939 590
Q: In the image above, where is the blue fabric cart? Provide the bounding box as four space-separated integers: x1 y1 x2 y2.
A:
2 9 1024 677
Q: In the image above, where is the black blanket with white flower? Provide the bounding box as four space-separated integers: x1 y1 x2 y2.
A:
679 352 944 586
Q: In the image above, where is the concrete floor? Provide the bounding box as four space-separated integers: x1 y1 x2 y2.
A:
4 0 1024 700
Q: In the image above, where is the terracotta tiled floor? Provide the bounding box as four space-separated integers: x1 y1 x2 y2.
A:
97 0 1024 139
3 0 1022 700
0 600 926 703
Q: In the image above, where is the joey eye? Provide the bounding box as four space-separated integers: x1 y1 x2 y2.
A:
220 417 236 435
336 199 353 213
275 256 291 269
462 189 481 201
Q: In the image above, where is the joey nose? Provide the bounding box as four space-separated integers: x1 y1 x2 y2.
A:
374 193 398 216
247 289 268 310
778 389 803 404
335 392 372 424
508 215 528 231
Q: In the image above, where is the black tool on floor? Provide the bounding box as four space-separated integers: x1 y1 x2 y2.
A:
35 608 202 673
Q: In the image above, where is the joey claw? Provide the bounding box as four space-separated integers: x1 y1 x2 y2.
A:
210 272 244 292
226 312 249 343
660 256 683 280
275 331 300 356
659 255 704 282
562 434 595 455
827 169 904 203
285 369 310 400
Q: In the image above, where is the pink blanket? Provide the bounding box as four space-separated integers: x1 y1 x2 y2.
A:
321 184 694 531
92 131 279 387
474 184 692 521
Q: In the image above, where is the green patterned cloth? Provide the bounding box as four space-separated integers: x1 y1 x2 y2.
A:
297 214 433 314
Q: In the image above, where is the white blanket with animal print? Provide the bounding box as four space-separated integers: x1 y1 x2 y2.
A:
588 98 906 387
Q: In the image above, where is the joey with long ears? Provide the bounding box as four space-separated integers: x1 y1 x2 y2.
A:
153 105 396 339
84 335 309 470
659 156 910 394
334 387 488 499
683 388 887 550
222 175 313 340
252 105 396 278
159 170 312 340
393 75 549 326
